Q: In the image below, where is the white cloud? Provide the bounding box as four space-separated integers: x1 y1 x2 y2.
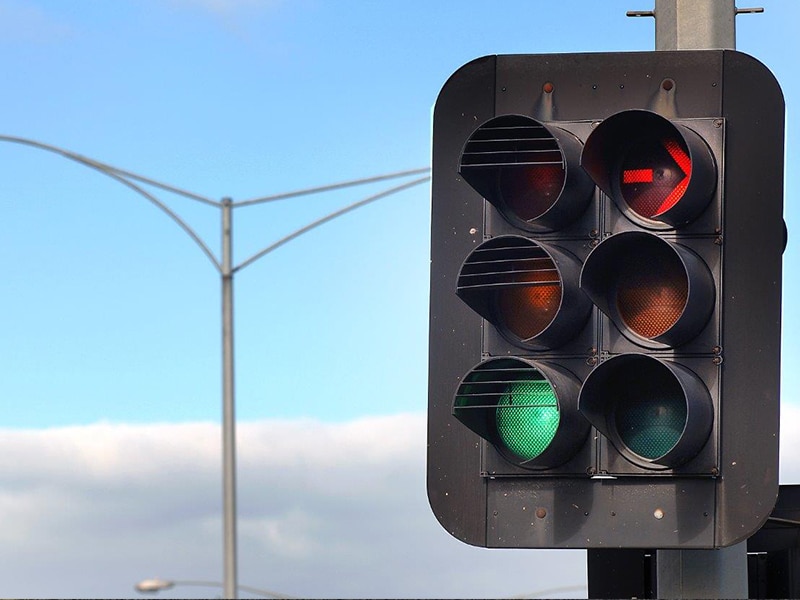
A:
3 407 798 598
780 402 800 483
0 0 73 44
0 415 584 599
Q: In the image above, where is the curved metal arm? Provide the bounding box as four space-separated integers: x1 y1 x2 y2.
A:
99 169 222 272
0 135 219 206
91 162 221 207
0 135 222 272
1 135 431 276
234 175 430 273
234 167 430 208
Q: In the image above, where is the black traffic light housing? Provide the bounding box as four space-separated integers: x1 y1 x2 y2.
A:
427 50 784 549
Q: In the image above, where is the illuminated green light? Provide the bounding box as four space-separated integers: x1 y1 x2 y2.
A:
496 379 560 461
616 392 686 460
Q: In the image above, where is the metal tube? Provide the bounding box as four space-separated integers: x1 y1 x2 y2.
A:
654 0 736 50
657 542 749 599
235 167 430 207
221 198 238 599
234 176 430 273
651 2 751 597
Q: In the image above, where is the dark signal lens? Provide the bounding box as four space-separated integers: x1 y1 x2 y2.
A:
500 163 565 222
457 236 589 350
619 136 692 220
496 256 562 340
578 354 713 469
615 375 686 460
580 231 713 348
615 249 688 339
459 115 593 231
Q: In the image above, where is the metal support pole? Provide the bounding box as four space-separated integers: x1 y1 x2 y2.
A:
221 197 238 600
641 2 759 598
655 0 737 49
628 1 763 50
657 542 749 598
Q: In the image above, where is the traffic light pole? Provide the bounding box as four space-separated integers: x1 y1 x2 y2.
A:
624 2 761 597
628 0 763 50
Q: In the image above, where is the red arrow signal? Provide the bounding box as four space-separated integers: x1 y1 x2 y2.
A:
621 137 692 219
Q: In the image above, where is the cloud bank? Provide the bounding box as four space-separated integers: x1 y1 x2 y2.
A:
2 405 799 598
0 414 584 598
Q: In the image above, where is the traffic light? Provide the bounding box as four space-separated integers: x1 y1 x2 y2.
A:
427 50 784 549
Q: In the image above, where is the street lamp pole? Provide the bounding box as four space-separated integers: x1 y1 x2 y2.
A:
221 197 238 599
1 134 429 600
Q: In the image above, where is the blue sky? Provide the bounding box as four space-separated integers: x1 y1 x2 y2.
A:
1 1 799 598
2 1 798 427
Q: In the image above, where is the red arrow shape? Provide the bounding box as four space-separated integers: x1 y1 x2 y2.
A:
656 139 691 215
623 168 654 184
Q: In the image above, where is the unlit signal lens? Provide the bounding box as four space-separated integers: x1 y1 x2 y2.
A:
501 163 566 223
615 249 688 339
578 354 713 469
456 236 589 350
459 115 593 231
496 257 562 340
580 231 714 348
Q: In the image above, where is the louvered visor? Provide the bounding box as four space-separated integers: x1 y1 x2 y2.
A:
459 115 593 232
453 358 588 470
456 236 590 351
461 118 560 169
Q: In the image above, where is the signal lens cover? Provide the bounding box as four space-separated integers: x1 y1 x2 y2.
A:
619 136 692 220
581 110 716 229
615 248 688 339
453 358 587 470
580 231 714 348
456 236 590 351
578 354 713 469
495 379 560 461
